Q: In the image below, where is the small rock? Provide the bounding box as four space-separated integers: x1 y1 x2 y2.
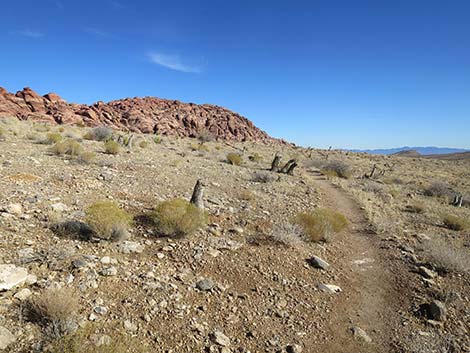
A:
286 344 303 353
0 264 29 291
318 284 342 294
429 300 446 321
210 330 230 347
14 288 32 301
100 267 117 276
0 326 16 350
307 256 330 270
72 258 89 269
100 256 112 264
4 203 22 215
418 266 437 279
196 278 215 291
124 320 138 332
94 306 108 315
117 241 144 254
351 326 372 343
51 203 68 212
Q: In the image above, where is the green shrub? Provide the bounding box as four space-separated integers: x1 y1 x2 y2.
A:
45 132 63 145
320 160 351 178
85 201 132 241
104 140 120 155
294 208 348 242
442 214 469 231
227 153 243 166
151 198 207 237
51 139 83 156
139 140 149 148
153 135 162 144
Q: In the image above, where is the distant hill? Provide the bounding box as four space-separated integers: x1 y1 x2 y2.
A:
425 151 470 161
392 150 421 157
352 146 470 155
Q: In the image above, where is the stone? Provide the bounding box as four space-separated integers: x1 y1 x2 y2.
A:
0 264 28 291
124 320 138 332
428 300 446 321
4 203 22 215
196 278 215 291
286 344 303 353
318 284 342 294
51 203 68 212
351 326 372 343
72 258 90 269
307 256 330 270
418 266 437 279
14 288 32 301
210 330 230 347
94 306 108 315
0 326 16 350
100 267 117 276
117 241 144 254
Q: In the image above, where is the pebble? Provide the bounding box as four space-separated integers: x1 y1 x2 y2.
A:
100 267 118 276
351 326 372 343
14 288 32 301
196 278 215 291
210 330 230 347
117 241 144 254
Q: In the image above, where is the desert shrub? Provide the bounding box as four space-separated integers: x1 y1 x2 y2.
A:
85 201 132 241
303 159 326 169
197 131 215 143
227 153 243 166
151 198 207 237
139 140 149 148
248 153 263 162
405 201 425 214
78 151 96 164
238 190 255 201
294 208 348 242
191 143 209 152
251 171 276 183
320 160 351 178
104 140 120 155
382 177 404 185
153 135 162 144
361 180 385 194
442 214 469 231
45 132 63 145
29 287 79 337
84 126 113 141
26 133 41 141
424 181 456 199
423 238 470 273
50 221 95 241
269 223 303 247
51 139 83 156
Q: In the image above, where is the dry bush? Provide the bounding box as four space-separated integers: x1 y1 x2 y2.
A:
302 158 325 169
45 132 63 145
139 140 149 148
104 140 120 155
153 135 162 144
190 143 209 152
78 151 96 164
51 139 83 157
84 126 113 141
294 208 348 242
30 287 79 337
423 238 470 273
269 223 304 247
248 153 263 162
85 201 132 241
227 153 243 166
424 181 456 199
442 214 469 231
151 198 207 237
405 201 426 214
361 180 385 194
196 131 215 143
320 160 351 179
251 171 276 183
238 190 255 201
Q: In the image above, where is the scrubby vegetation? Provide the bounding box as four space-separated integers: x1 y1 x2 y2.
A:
85 201 133 241
151 198 207 237
269 223 303 246
45 132 63 145
320 160 351 178
251 171 276 183
294 208 348 242
442 214 469 231
50 139 83 156
227 153 243 166
424 181 455 199
84 126 113 141
104 140 120 155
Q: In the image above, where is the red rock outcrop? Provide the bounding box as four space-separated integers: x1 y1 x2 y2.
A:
0 87 273 142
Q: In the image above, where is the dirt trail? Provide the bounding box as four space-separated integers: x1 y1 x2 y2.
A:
307 171 403 353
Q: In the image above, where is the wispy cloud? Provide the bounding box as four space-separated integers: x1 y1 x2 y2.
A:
84 27 112 38
147 52 202 73
17 29 44 38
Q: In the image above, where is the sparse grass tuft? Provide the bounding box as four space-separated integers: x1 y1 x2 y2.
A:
320 160 351 179
248 153 263 162
85 201 132 241
151 198 207 237
190 143 209 152
139 140 149 148
294 208 348 242
405 201 426 214
227 153 243 166
423 237 470 273
442 214 469 231
29 287 79 337
153 135 162 144
0 127 5 140
104 140 120 155
45 132 63 145
50 139 83 156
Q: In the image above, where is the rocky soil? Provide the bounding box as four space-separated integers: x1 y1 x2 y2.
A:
0 118 468 352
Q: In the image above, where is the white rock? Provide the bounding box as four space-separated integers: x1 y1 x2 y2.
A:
14 288 32 301
100 256 112 264
4 203 22 215
309 256 330 270
124 320 138 332
0 264 28 291
210 330 230 347
51 203 68 212
0 326 16 350
117 241 144 254
100 267 117 276
318 284 342 294
352 326 372 343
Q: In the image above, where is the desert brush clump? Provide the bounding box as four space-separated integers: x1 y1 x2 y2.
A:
29 287 79 337
151 198 207 237
320 160 351 179
248 153 263 162
294 208 348 242
405 201 426 214
269 222 304 247
442 214 469 231
84 126 113 141
139 140 149 148
0 126 6 140
45 132 63 145
104 140 120 155
423 237 470 274
85 201 133 241
153 135 162 144
190 143 209 152
424 181 456 199
77 151 96 164
50 139 83 157
251 171 277 183
227 153 243 166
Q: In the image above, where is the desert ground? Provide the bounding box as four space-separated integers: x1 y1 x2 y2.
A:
0 118 469 353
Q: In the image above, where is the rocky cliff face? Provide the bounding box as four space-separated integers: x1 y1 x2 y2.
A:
0 87 272 142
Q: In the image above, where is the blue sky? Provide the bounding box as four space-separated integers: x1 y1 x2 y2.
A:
1 0 469 149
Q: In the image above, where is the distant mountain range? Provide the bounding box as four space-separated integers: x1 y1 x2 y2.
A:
351 146 470 155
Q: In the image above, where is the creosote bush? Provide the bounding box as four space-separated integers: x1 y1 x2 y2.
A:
104 140 120 155
442 214 469 231
153 135 162 144
191 143 209 152
84 126 113 141
45 132 63 145
251 171 276 183
29 287 79 337
320 160 351 179
294 208 348 242
151 198 207 237
85 201 132 241
50 139 83 156
227 153 243 166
